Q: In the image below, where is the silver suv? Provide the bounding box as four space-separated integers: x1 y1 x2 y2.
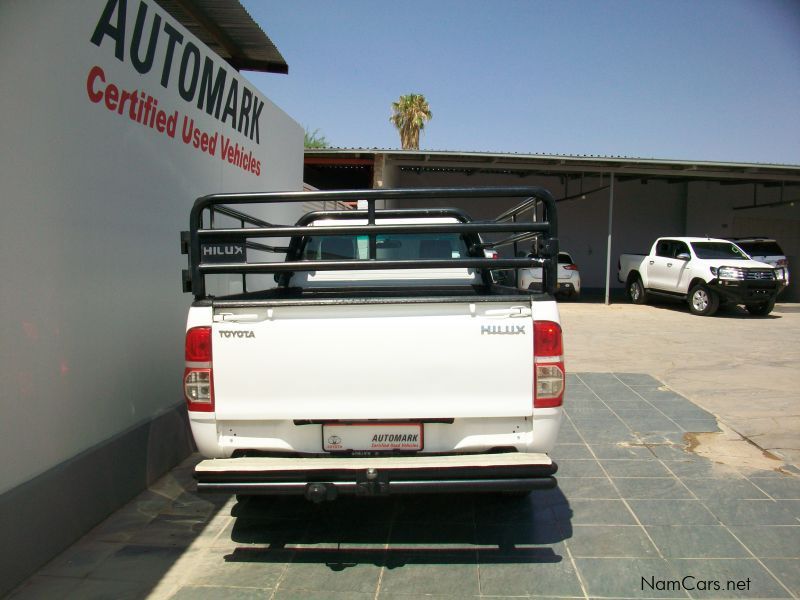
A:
731 238 790 285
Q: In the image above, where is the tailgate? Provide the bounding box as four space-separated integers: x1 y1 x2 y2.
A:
211 301 534 420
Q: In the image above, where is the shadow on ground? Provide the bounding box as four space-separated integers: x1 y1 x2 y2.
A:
570 287 790 319
226 489 572 571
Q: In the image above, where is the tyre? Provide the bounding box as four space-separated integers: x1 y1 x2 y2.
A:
555 292 572 302
688 284 719 316
746 299 775 316
628 275 647 304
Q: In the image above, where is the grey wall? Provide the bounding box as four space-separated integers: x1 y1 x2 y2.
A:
689 182 800 300
0 0 302 497
559 179 686 288
394 170 687 289
389 165 798 299
0 0 303 591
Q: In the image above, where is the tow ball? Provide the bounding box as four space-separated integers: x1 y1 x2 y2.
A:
357 467 388 496
304 468 388 502
304 482 338 503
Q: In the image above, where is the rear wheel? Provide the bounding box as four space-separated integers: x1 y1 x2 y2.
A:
628 276 647 304
688 284 719 316
746 300 775 316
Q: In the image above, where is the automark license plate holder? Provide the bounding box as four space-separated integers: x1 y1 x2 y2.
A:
322 423 424 452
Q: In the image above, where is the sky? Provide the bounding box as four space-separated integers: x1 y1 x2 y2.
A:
241 0 800 165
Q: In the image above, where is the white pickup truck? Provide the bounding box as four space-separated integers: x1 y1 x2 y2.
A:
181 187 564 501
618 237 784 316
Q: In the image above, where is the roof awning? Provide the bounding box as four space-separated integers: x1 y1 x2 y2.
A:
155 0 289 74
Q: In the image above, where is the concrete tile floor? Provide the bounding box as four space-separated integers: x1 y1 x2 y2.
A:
559 303 800 468
8 374 800 599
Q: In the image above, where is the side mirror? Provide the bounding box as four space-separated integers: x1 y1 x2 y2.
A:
676 252 690 261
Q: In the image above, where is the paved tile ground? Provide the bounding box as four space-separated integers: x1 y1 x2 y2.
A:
9 374 800 599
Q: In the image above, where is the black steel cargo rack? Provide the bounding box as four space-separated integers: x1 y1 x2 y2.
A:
181 187 558 300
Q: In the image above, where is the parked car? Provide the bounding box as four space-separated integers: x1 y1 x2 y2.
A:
518 251 581 299
182 187 564 501
729 237 789 285
618 237 784 316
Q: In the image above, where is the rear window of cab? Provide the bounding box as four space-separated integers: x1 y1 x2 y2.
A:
301 233 469 261
736 241 784 256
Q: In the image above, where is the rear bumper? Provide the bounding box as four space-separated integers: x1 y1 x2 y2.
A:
526 281 577 296
556 282 578 296
194 452 558 498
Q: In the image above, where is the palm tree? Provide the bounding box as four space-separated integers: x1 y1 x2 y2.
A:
304 127 330 149
390 94 432 150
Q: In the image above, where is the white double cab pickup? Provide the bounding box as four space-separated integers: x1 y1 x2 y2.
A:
181 187 565 501
618 236 785 316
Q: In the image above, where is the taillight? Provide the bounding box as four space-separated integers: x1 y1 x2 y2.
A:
483 249 499 259
563 264 578 271
534 320 564 408
534 321 563 356
184 326 214 412
185 326 211 361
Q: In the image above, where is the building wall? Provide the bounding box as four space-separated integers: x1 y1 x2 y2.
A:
559 178 686 289
687 181 786 237
394 170 686 289
688 182 799 300
390 164 798 299
0 0 302 590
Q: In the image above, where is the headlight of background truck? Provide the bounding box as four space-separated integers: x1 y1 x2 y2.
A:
711 266 745 280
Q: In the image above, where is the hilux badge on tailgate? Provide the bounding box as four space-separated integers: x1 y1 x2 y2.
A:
481 325 526 335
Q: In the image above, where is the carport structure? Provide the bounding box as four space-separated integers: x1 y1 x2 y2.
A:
304 150 800 301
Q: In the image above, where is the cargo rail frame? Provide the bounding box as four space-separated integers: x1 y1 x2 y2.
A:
181 187 559 300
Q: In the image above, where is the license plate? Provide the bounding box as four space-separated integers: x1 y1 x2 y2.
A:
323 423 423 451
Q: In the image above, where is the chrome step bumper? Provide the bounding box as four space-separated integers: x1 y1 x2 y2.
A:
195 453 558 499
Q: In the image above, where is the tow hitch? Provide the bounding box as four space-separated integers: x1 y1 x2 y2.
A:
304 482 338 503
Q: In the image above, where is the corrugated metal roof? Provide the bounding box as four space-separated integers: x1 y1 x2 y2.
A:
155 0 288 74
306 148 800 171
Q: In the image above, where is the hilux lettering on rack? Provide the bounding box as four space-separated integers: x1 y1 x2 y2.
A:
202 245 245 257
180 187 565 502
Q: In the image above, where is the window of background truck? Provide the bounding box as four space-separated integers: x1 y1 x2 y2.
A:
656 240 674 257
302 233 469 261
736 241 784 256
673 241 690 258
691 242 748 260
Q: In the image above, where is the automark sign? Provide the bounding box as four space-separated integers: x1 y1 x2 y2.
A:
87 0 265 176
0 0 301 523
